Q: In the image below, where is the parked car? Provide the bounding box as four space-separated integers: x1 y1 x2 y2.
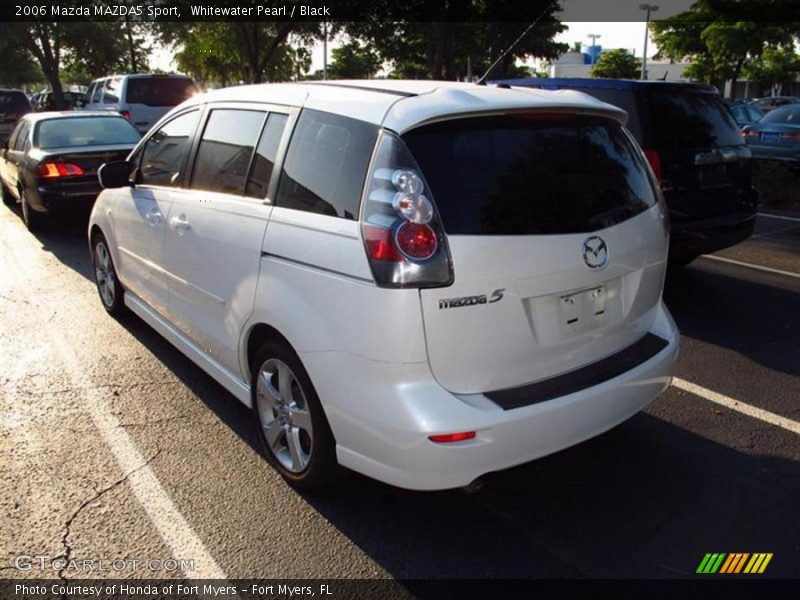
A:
726 101 765 128
34 90 88 111
89 80 678 491
742 104 800 165
0 112 140 230
84 74 198 133
0 88 33 145
751 96 799 113
498 78 759 266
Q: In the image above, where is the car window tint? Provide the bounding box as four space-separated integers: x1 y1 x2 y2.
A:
36 117 140 149
8 121 24 150
761 106 800 124
404 115 658 235
747 107 764 122
126 78 196 107
140 110 199 187
275 109 377 219
104 78 121 104
92 82 104 103
0 92 31 115
245 113 288 199
13 122 30 151
190 109 265 196
645 92 742 148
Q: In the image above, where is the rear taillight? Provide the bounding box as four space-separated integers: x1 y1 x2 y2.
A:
642 148 662 184
119 110 131 121
360 131 453 288
36 162 85 178
782 131 800 141
742 128 760 138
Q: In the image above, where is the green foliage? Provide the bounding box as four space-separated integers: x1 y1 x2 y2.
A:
328 41 382 79
590 49 641 79
742 46 800 95
0 24 45 88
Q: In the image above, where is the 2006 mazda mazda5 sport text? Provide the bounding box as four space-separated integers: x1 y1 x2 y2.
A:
89 80 679 490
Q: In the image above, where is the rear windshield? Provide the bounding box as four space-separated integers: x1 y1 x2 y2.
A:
760 105 800 124
125 77 196 106
36 117 141 149
403 115 658 236
0 92 31 115
645 91 742 148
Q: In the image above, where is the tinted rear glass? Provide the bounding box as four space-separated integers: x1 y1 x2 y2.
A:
126 78 196 106
403 115 657 235
0 92 31 115
760 106 800 124
645 91 742 148
36 117 141 149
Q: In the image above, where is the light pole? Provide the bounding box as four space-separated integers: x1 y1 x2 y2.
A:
587 34 601 65
639 4 659 80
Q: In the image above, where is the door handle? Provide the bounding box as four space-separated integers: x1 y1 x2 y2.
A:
170 215 191 231
144 211 161 224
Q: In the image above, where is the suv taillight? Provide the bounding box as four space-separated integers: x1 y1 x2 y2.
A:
642 148 662 184
119 110 131 121
361 131 453 288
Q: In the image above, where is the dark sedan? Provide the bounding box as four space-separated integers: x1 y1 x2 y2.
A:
0 112 140 230
742 105 800 165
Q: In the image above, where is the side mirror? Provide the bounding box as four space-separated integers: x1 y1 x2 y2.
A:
98 161 133 189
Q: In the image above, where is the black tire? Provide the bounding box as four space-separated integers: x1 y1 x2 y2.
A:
20 189 44 231
251 340 340 490
0 180 11 206
91 232 126 317
668 254 698 269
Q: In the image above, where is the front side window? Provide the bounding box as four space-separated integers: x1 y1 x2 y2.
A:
139 110 199 187
191 109 266 195
403 114 658 235
91 81 104 104
275 109 377 220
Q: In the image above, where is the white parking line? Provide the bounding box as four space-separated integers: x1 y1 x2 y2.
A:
673 378 800 436
1 231 227 580
758 212 800 223
700 254 800 279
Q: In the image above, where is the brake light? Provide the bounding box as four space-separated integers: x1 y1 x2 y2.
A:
360 131 453 288
742 129 760 138
782 131 800 141
429 431 476 443
642 148 662 184
119 110 131 121
36 162 85 178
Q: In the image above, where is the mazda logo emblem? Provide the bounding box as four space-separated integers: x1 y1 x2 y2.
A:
582 236 608 270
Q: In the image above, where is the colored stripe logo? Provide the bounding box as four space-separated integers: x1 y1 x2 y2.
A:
697 552 773 574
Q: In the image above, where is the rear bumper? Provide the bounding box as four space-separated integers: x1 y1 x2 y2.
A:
302 301 679 490
748 144 800 163
669 209 756 261
31 183 101 213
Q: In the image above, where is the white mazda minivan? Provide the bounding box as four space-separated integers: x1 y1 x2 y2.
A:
89 80 679 490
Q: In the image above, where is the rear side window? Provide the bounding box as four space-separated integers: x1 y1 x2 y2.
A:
191 109 265 195
403 115 658 235
275 109 377 220
645 92 742 148
245 113 288 199
91 81 104 103
139 110 199 187
126 78 196 107
104 78 121 104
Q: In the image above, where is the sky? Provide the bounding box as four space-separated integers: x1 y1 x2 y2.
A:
151 22 664 75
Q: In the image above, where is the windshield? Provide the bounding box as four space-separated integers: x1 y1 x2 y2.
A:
36 117 141 149
403 115 658 235
645 91 742 148
126 78 197 106
760 106 800 125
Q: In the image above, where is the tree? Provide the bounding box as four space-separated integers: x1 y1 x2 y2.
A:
743 47 800 96
328 41 381 79
590 49 640 79
0 24 45 89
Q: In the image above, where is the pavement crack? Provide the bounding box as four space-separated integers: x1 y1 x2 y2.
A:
57 448 162 581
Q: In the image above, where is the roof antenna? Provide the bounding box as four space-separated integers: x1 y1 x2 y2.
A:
476 0 561 86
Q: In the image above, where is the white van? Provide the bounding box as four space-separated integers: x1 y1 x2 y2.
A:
84 74 197 134
89 80 679 491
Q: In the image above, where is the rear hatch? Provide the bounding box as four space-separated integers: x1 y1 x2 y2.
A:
124 77 197 132
0 91 31 134
32 145 135 194
642 89 754 222
404 114 669 395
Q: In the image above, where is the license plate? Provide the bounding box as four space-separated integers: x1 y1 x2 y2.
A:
762 132 780 143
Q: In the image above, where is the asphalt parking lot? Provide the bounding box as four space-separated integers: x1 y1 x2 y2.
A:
1 203 798 581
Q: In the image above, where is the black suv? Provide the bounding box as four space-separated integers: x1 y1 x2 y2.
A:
498 78 758 265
